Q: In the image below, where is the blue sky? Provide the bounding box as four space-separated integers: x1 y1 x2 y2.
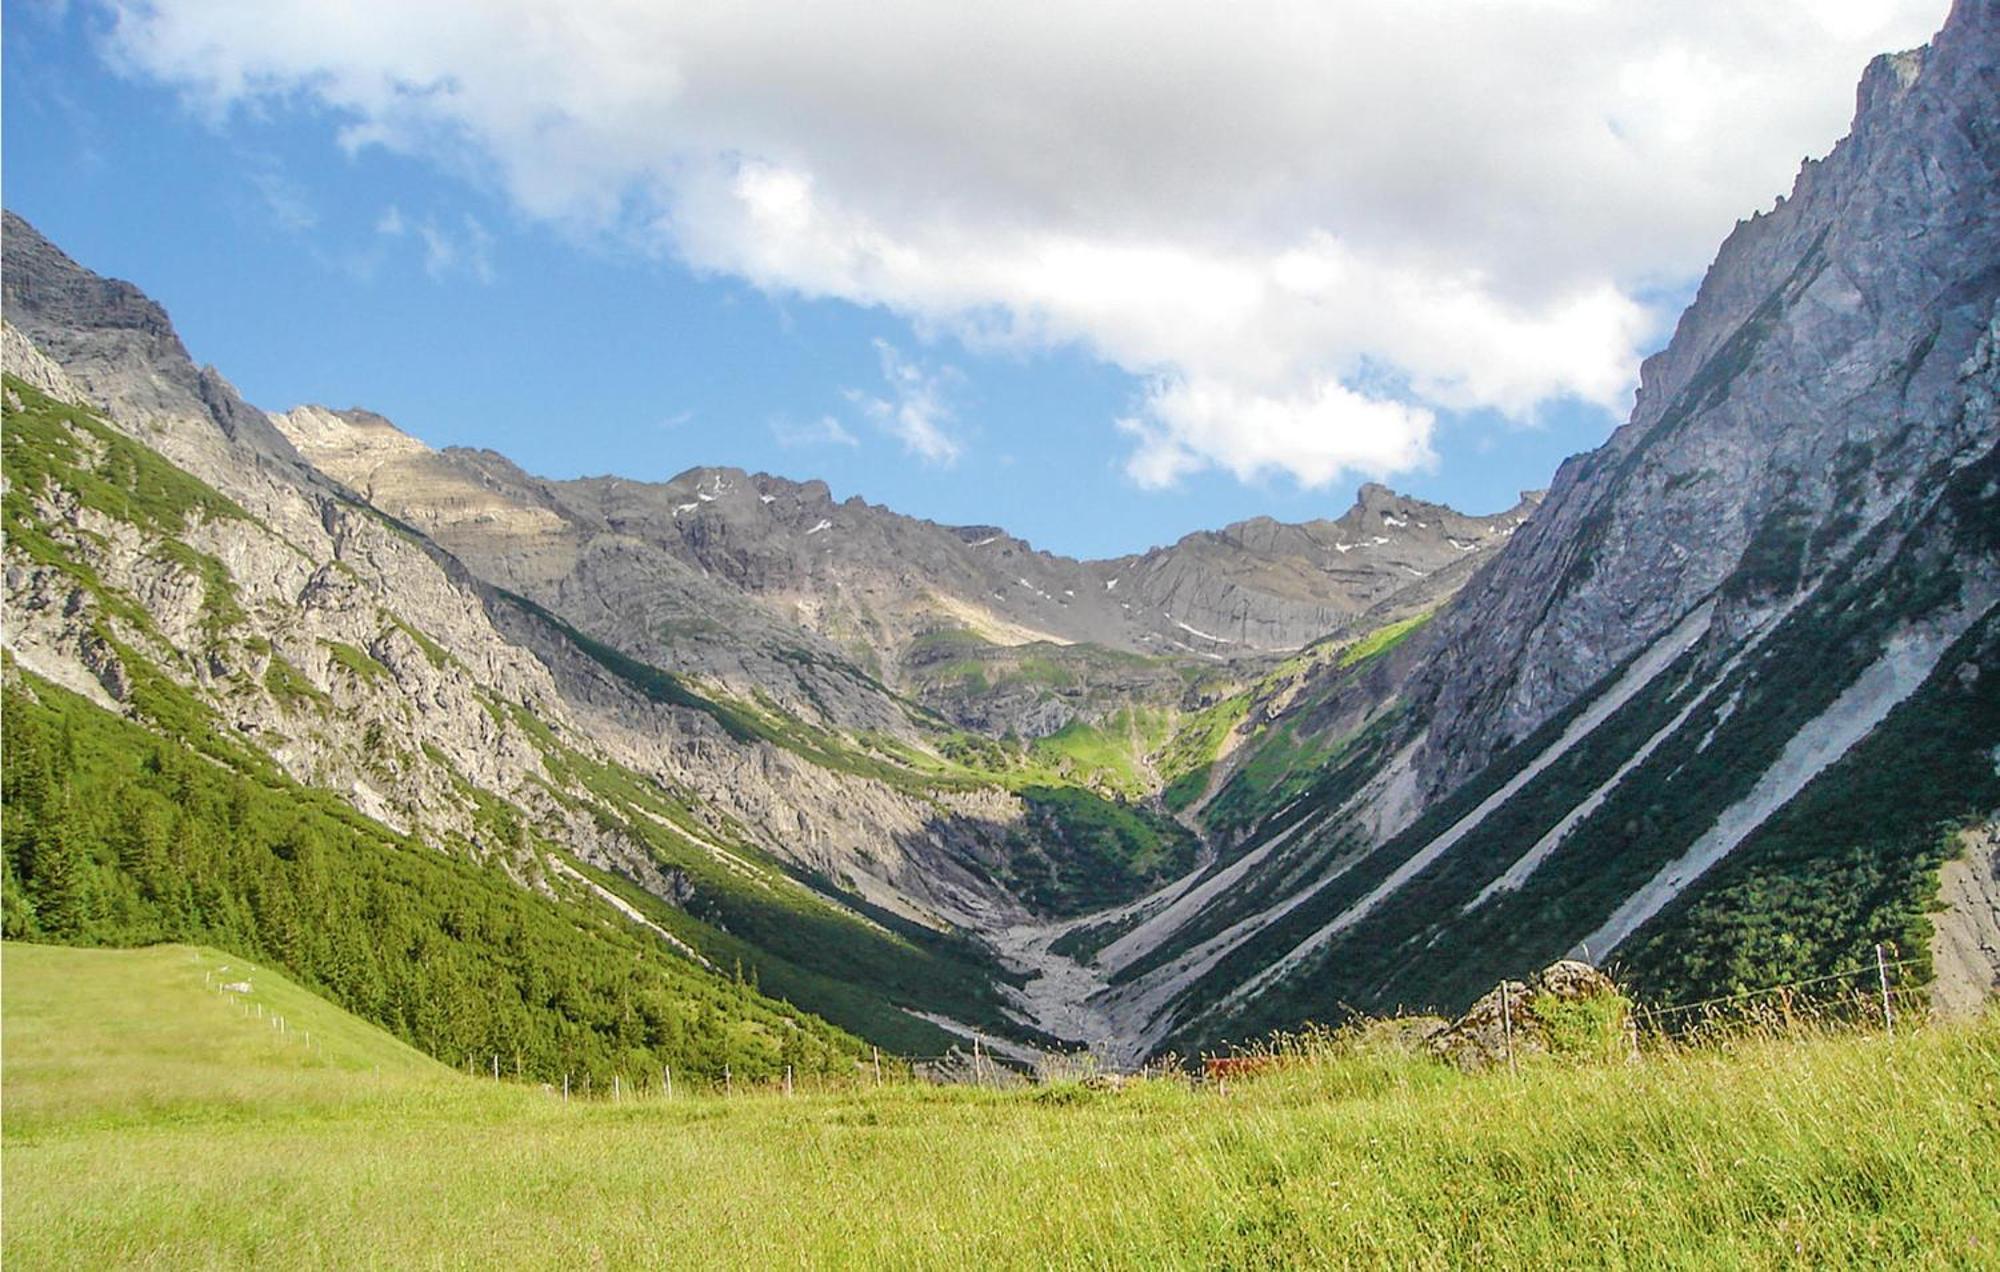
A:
2 1 1943 559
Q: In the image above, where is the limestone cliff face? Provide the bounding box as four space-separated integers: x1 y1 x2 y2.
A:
1402 2 2000 802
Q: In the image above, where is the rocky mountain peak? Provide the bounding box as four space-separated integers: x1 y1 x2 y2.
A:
2 211 303 467
1403 0 1998 800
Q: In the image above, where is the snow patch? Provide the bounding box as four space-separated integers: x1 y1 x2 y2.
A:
1172 618 1235 644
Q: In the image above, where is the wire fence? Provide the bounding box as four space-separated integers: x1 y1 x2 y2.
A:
186 941 1942 1101
1631 946 1919 1036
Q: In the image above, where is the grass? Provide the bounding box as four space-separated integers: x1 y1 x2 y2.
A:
1 943 443 1138
1029 709 1173 798
1337 611 1432 668
318 638 390 684
5 943 1997 1268
1 375 249 540
261 654 328 712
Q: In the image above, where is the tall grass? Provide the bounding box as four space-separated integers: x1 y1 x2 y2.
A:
5 942 1995 1268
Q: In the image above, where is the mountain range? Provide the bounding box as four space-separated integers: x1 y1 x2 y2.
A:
3 0 1995 1075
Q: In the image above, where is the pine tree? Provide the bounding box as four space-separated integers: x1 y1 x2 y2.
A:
34 796 90 939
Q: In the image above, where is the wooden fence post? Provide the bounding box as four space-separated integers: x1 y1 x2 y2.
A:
1875 943 1894 1038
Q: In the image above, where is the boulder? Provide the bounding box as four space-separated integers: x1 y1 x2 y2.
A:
1427 960 1635 1072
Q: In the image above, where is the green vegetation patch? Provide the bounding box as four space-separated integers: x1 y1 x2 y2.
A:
382 613 453 670
1 670 865 1086
262 654 328 712
2 374 249 537
319 639 391 685
999 785 1200 917
1338 611 1432 668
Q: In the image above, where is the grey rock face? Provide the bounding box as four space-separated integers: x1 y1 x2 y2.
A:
1403 1 2000 802
2 211 304 467
272 400 1523 742
1099 484 1541 654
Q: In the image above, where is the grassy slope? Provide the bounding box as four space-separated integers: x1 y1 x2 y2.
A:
508 590 1204 916
2 943 444 1137
6 943 1997 1268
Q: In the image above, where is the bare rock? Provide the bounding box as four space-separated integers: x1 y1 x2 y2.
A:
1427 960 1635 1072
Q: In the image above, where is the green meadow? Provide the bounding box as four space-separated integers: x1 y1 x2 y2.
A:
4 941 1995 1268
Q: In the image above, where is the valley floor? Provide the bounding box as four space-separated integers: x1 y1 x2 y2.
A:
4 942 1996 1268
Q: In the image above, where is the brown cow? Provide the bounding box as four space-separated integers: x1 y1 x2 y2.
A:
1202 1055 1279 1090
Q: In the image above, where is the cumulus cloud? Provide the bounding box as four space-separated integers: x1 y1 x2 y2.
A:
98 0 1946 487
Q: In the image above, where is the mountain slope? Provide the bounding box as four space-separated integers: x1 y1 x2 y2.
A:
274 404 1526 705
1085 0 2000 1055
0 212 1242 1056
4 2 1991 1071
0 233 1038 1057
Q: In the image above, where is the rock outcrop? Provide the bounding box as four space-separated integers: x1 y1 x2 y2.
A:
274 405 1525 698
1426 961 1637 1072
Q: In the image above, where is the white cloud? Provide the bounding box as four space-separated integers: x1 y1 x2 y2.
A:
99 0 1948 487
371 204 492 282
414 214 495 283
1120 377 1436 491
771 413 858 449
848 341 960 464
249 168 316 232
